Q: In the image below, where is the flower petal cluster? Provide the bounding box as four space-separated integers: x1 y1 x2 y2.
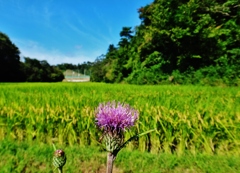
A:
95 101 139 132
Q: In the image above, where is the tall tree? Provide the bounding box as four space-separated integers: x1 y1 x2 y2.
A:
90 55 107 82
120 27 133 39
0 32 23 81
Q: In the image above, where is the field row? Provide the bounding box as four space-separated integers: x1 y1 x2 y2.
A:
0 83 240 155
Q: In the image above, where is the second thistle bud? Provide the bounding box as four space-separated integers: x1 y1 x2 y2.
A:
53 149 66 169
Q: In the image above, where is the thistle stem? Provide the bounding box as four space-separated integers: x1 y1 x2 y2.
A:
57 167 63 173
107 152 115 173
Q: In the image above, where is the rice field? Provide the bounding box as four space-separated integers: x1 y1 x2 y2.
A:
0 82 240 155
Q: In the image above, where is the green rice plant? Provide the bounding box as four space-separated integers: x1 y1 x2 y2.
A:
0 83 239 155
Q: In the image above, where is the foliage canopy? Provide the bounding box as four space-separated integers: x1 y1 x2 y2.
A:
90 0 240 85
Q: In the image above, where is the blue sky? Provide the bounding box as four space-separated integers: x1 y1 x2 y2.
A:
0 0 152 65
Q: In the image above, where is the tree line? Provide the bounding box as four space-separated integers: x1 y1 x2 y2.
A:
90 0 240 86
0 32 92 82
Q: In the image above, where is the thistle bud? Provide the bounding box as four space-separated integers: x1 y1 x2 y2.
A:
53 149 66 169
104 130 124 153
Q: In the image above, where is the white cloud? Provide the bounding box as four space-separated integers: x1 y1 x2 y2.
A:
14 38 100 65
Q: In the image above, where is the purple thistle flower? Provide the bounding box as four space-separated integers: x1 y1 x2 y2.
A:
95 101 154 173
95 101 139 153
95 101 139 132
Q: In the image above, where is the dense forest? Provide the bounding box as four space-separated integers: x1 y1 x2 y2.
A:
1 0 239 85
90 0 240 86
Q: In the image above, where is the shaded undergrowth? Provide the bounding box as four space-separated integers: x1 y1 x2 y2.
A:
0 140 240 173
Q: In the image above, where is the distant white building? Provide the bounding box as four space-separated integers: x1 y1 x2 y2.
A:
63 69 90 82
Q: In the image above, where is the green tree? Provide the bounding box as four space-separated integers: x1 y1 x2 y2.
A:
22 57 64 82
119 27 133 40
90 55 107 82
0 32 23 81
137 0 240 75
